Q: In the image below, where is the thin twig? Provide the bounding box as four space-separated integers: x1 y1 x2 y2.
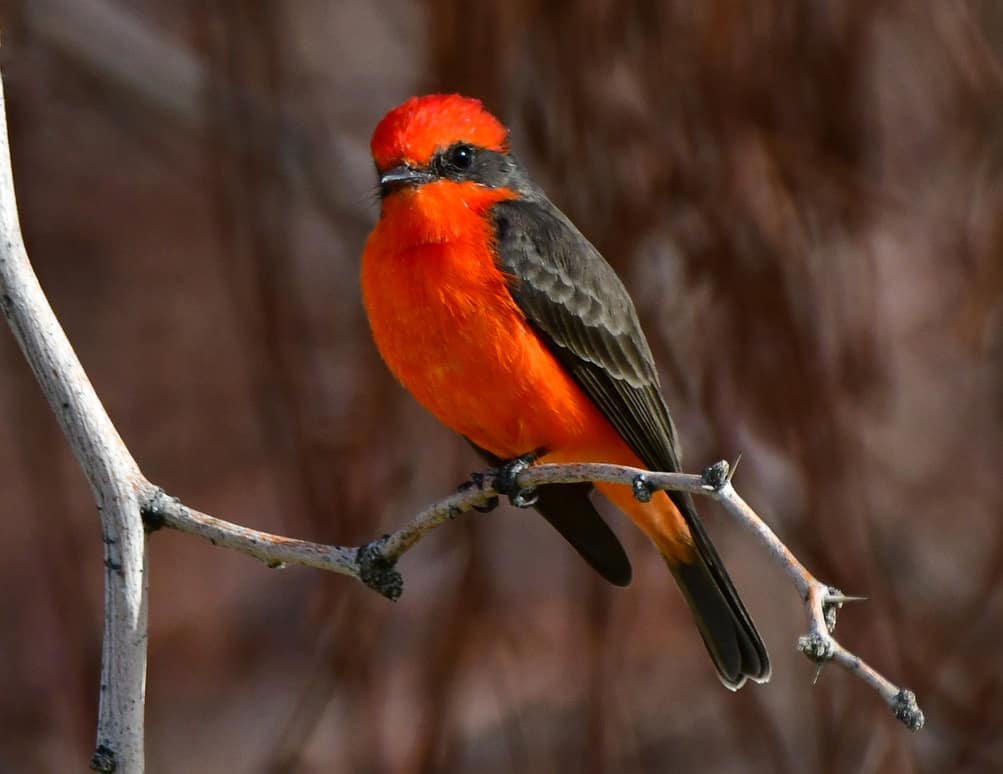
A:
140 460 924 730
140 485 360 576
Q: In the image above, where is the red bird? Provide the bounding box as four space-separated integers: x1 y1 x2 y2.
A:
361 94 769 688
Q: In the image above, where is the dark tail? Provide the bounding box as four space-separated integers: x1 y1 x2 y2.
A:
667 492 771 689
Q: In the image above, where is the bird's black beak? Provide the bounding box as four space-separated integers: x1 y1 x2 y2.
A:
379 165 434 196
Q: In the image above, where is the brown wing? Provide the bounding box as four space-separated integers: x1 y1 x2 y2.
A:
491 195 770 687
492 196 683 474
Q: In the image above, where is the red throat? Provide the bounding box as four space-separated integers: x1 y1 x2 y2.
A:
376 180 516 246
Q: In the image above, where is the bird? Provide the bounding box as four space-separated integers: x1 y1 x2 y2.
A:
360 93 770 689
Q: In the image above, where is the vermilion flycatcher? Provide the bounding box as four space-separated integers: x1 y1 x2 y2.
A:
361 94 769 688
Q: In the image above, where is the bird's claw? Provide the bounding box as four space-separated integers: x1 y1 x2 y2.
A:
632 474 653 503
493 453 538 508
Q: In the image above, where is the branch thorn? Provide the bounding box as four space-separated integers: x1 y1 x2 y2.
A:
728 451 743 482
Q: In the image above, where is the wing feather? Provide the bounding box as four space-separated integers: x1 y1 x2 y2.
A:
492 197 682 473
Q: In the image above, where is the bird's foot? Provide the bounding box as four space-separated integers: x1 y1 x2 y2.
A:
631 474 654 503
493 452 539 508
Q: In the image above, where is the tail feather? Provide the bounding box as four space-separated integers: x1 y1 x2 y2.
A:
593 477 770 687
666 490 771 689
668 554 770 689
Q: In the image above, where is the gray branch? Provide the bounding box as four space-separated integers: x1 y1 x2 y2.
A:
0 74 148 770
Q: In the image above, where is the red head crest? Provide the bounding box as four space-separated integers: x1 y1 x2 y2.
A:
370 94 509 171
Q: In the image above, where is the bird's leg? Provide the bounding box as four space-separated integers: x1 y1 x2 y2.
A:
492 451 540 508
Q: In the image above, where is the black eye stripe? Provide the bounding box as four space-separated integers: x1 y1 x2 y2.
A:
423 146 518 191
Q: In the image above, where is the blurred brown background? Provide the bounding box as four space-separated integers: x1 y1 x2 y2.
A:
0 1 1001 772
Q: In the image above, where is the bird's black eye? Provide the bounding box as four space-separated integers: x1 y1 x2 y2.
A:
445 143 475 171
